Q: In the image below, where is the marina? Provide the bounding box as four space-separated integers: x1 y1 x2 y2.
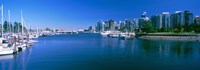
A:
1 0 200 70
0 4 39 56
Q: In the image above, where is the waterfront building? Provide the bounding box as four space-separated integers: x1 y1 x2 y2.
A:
88 26 93 31
108 19 115 31
114 21 120 30
170 11 184 28
104 21 110 31
162 12 171 29
125 18 135 32
95 20 105 32
194 16 200 25
139 12 149 28
151 14 162 29
119 21 126 31
133 18 139 29
184 10 194 26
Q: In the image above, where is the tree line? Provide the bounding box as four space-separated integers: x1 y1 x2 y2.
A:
136 21 200 33
0 21 27 33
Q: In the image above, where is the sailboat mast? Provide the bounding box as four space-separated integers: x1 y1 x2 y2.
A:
8 10 11 34
1 4 3 37
21 10 23 35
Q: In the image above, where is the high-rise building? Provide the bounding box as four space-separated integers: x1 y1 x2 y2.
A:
95 20 105 32
176 11 184 26
151 14 162 29
139 12 149 28
119 21 126 31
162 12 170 29
194 16 200 25
184 10 194 26
88 26 93 31
133 18 139 29
170 11 184 28
108 19 115 31
125 18 134 31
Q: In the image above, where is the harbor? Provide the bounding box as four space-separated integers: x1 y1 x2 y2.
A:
1 0 200 70
1 33 200 70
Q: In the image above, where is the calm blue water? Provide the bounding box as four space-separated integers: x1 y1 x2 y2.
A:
1 33 200 70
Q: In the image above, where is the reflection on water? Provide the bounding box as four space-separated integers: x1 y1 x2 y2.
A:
0 48 32 70
99 36 200 59
139 39 200 58
0 34 200 70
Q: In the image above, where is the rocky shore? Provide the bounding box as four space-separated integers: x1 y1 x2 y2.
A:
136 33 200 41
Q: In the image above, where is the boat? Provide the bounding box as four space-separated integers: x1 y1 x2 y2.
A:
0 5 16 55
100 31 111 36
0 46 14 55
109 34 119 38
120 32 135 40
107 31 120 38
17 44 26 51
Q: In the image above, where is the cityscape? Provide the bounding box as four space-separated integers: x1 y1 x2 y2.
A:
91 10 200 33
1 0 200 70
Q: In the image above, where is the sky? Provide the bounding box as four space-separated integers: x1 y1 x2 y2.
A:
0 0 199 30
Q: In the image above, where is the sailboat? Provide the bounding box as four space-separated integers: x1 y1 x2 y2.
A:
0 4 15 55
17 10 27 50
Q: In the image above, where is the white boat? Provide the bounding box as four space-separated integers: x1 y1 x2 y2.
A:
0 5 16 55
100 31 111 36
17 45 26 51
0 46 14 55
120 32 135 40
29 34 39 39
29 40 38 43
108 31 120 38
109 34 119 38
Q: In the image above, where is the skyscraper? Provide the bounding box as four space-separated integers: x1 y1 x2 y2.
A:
125 18 134 32
184 10 194 26
170 11 184 28
119 21 126 31
108 19 115 31
162 12 170 29
95 20 105 32
194 16 200 25
133 18 139 29
139 12 149 28
151 14 162 29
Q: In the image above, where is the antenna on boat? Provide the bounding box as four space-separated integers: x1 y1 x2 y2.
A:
1 4 3 37
21 10 24 35
8 10 11 34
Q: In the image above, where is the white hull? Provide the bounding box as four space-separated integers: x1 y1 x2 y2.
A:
30 40 38 43
110 34 119 38
0 49 13 55
100 31 111 36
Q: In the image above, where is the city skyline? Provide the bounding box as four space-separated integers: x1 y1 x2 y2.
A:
0 0 200 30
94 10 200 33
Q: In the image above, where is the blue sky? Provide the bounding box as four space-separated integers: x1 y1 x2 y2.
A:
0 0 199 30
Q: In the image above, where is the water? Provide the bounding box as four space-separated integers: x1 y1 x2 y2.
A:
1 33 200 70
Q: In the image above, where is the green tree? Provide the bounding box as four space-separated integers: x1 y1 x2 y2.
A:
141 21 154 33
180 27 184 33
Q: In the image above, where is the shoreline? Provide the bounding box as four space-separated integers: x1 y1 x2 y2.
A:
136 33 200 41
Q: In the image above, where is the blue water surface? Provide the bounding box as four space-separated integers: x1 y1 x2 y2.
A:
0 33 200 70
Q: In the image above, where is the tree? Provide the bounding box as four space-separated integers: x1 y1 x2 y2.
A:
180 28 184 33
3 21 8 32
141 21 154 33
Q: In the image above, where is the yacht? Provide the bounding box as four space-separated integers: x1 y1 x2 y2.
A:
100 31 111 36
0 38 15 55
120 32 135 40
